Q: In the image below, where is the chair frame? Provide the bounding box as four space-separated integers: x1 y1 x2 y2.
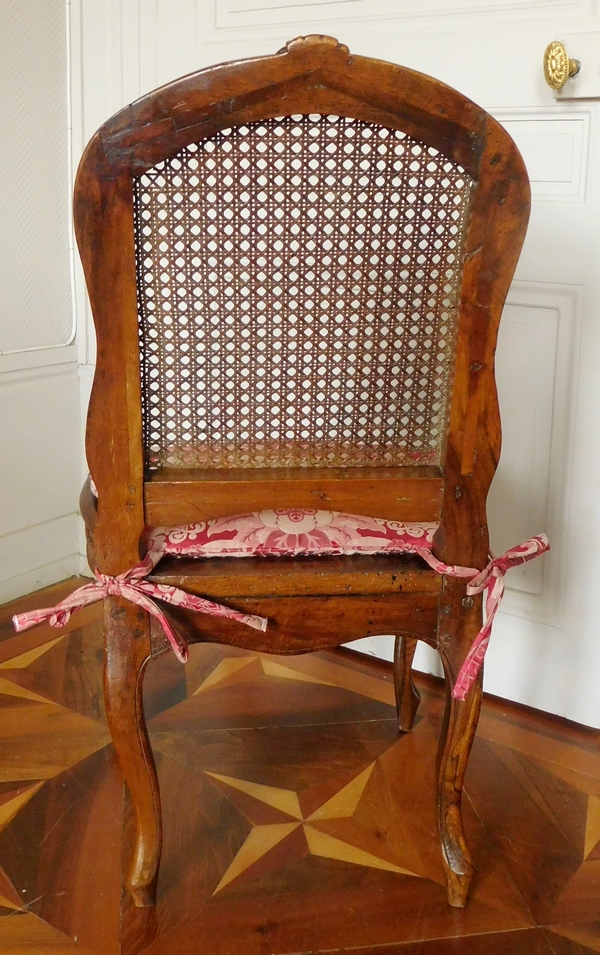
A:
75 35 530 909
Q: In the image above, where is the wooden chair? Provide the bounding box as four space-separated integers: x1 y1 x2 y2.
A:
74 35 530 909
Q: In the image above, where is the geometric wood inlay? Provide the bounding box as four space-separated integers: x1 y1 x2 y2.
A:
0 782 45 831
585 795 600 860
2 584 600 954
0 865 22 910
193 655 336 696
0 676 52 703
206 759 420 894
0 635 66 670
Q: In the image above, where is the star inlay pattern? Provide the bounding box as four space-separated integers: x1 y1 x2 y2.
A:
0 588 600 953
205 763 420 894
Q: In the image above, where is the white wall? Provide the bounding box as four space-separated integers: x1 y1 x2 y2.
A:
0 0 82 602
20 0 595 726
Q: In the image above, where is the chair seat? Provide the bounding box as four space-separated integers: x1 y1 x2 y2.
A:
148 555 441 657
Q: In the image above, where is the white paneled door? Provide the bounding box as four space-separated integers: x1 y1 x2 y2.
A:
74 0 600 724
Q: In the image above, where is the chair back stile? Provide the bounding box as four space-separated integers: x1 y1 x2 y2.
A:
75 156 145 574
441 112 531 570
75 36 530 578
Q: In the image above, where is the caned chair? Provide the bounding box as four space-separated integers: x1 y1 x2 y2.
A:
72 36 533 908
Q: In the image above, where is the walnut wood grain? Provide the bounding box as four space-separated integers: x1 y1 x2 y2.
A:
149 594 439 659
394 635 421 732
149 553 441 598
144 467 444 525
72 33 531 911
434 575 485 906
103 599 160 907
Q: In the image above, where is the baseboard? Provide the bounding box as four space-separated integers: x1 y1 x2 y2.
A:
0 512 81 603
0 554 82 606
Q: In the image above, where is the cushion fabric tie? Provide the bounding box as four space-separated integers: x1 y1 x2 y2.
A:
12 508 549 697
12 551 267 663
416 535 550 699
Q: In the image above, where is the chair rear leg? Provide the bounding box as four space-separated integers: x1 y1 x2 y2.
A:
436 649 483 907
104 597 162 908
393 634 421 732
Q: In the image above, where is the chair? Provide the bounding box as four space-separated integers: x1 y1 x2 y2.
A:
72 35 531 909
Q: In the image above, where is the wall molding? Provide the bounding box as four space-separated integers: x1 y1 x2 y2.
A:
0 360 82 597
492 108 591 202
212 0 599 36
493 281 582 629
0 345 79 377
0 356 79 389
0 0 75 355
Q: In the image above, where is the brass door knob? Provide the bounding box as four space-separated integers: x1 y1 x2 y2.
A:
544 40 581 90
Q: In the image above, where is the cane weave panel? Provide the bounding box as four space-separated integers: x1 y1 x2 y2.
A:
133 114 475 471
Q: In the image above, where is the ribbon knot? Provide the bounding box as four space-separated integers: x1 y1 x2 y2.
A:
13 557 268 662
466 563 504 595
99 576 124 597
450 535 550 701
48 609 71 629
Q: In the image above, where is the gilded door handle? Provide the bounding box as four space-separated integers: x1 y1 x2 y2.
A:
544 40 581 90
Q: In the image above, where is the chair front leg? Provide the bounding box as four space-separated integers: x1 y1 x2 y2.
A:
393 634 421 732
104 597 162 908
436 639 483 907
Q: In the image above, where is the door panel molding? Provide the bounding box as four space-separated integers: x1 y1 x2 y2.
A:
213 0 599 34
493 108 590 202
489 281 582 628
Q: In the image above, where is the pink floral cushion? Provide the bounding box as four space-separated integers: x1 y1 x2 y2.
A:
145 509 439 561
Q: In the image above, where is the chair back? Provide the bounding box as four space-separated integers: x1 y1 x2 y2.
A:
74 36 530 574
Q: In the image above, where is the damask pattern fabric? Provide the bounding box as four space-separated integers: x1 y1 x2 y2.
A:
145 510 439 561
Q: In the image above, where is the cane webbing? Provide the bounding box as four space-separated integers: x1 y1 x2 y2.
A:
133 113 475 470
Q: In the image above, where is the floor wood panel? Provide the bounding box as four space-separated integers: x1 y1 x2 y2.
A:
0 579 598 953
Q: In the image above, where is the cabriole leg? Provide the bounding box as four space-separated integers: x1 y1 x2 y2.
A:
393 634 421 732
104 597 162 908
436 648 483 907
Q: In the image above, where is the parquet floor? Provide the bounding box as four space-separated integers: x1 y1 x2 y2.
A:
1 580 599 954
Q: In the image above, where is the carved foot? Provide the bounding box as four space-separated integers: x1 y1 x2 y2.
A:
130 877 158 909
445 863 474 908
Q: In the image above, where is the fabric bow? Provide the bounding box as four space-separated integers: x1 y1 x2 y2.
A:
12 552 267 663
418 535 550 700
